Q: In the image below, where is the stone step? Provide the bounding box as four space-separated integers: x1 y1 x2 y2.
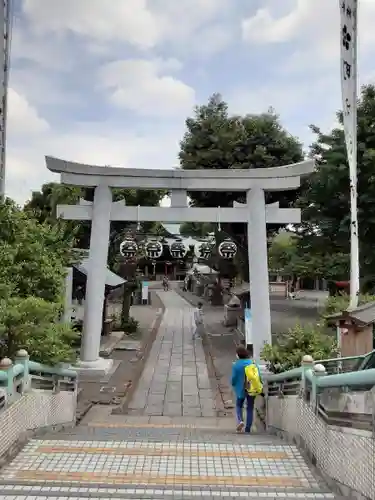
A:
39 423 283 444
0 484 339 499
0 426 338 498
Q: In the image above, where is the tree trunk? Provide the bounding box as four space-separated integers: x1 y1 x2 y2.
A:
121 287 132 328
6 330 15 358
101 293 108 335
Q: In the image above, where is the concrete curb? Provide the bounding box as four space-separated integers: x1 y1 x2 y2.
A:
113 303 165 415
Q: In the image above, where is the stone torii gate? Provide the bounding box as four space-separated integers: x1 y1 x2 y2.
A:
47 156 314 374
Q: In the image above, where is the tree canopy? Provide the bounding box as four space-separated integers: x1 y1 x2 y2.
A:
179 93 304 211
179 222 214 238
0 199 75 301
179 93 304 279
25 183 166 269
298 84 375 284
0 199 78 363
268 230 349 281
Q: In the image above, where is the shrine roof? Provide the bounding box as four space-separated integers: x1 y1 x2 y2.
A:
326 302 375 326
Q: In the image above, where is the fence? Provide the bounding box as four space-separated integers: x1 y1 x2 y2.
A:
265 355 375 499
0 350 77 462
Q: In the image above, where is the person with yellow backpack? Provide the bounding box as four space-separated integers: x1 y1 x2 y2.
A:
231 345 263 433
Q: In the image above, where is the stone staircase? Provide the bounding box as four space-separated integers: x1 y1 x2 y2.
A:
0 417 340 499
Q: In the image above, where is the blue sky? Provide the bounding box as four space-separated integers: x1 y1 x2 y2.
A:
6 0 375 204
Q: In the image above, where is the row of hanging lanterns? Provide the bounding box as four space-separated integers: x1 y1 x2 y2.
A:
120 236 237 260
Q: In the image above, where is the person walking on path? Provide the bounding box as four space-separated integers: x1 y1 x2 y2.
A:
162 275 169 291
231 345 258 433
193 301 204 339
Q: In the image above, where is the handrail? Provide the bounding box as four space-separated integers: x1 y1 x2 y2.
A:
0 350 78 409
266 367 303 383
266 349 375 384
265 356 375 500
305 367 375 389
28 361 77 378
315 353 367 365
13 364 25 377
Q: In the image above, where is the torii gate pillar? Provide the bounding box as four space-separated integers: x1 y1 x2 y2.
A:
80 184 112 372
247 188 270 360
47 156 314 374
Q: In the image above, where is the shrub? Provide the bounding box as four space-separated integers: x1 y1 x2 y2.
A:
122 316 139 334
323 293 375 316
261 323 338 373
0 296 79 365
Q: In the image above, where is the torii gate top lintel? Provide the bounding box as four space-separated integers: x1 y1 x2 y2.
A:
46 156 314 192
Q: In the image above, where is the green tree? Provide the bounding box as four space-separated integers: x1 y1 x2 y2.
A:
298 84 375 284
0 200 75 301
261 324 337 373
179 94 304 279
179 94 303 212
26 183 166 267
25 183 166 326
24 182 82 224
0 200 78 362
268 230 349 281
179 222 214 238
268 230 299 274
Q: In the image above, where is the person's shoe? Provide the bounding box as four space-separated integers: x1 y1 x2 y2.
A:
236 421 245 432
245 428 251 433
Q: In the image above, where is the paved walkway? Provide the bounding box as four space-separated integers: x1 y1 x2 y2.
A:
129 290 216 417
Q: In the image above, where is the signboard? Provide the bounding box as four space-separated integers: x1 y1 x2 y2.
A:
244 308 252 346
269 281 288 297
141 281 149 303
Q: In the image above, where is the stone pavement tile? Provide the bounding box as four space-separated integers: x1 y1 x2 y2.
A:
166 393 182 403
127 290 217 418
163 402 182 416
147 395 165 406
183 407 202 417
145 406 163 416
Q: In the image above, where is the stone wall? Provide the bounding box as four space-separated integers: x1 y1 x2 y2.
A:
0 391 76 465
267 396 374 499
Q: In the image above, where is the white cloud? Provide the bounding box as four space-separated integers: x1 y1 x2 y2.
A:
242 4 308 44
237 0 375 149
8 88 49 136
6 122 184 205
242 0 375 67
23 0 162 50
22 0 232 53
99 59 195 117
5 87 185 205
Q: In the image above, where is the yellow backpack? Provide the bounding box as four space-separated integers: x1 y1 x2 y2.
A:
244 363 263 396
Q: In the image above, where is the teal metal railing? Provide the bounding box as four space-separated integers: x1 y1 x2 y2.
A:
265 351 375 429
315 349 375 374
265 353 375 499
0 350 77 409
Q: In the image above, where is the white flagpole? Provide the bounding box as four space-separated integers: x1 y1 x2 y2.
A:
340 0 359 309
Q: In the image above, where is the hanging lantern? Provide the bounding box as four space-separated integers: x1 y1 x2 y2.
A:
194 241 212 260
169 238 187 259
120 236 138 259
145 239 163 259
218 238 237 259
